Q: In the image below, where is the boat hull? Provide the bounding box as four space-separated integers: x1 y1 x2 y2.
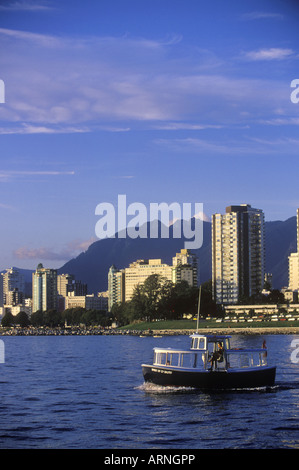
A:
142 365 276 389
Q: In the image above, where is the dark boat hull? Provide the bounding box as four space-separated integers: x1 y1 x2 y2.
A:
142 365 276 389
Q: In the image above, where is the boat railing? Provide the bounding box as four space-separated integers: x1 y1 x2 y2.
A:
226 348 268 369
153 347 268 370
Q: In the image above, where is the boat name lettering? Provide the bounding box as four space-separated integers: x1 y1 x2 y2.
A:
152 368 172 375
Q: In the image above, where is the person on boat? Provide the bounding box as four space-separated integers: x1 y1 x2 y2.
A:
209 342 224 370
262 339 267 357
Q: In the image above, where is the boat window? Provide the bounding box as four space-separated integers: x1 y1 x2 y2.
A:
191 337 206 350
208 342 215 355
240 355 250 368
169 353 180 367
181 354 193 368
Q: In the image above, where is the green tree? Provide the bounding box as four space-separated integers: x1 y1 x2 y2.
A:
44 309 62 327
15 311 30 327
110 302 134 326
1 311 15 327
139 274 167 322
30 310 45 326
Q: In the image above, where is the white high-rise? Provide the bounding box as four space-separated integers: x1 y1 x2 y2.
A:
288 209 299 291
1 267 25 306
212 204 265 305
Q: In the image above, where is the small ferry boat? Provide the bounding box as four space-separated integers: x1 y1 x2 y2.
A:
142 334 276 389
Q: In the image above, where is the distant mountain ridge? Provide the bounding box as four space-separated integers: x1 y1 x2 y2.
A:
57 216 297 294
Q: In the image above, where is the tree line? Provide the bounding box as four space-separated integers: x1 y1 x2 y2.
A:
0 275 221 328
110 275 221 326
1 307 110 328
1 274 284 329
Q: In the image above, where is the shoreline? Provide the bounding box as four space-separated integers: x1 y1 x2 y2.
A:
146 327 299 336
0 326 299 336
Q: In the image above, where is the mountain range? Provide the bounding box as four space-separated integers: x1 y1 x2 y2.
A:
10 216 296 296
55 216 297 294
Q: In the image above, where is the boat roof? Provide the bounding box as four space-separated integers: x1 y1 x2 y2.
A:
190 333 231 340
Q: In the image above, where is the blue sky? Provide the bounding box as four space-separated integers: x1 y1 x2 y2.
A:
0 0 299 271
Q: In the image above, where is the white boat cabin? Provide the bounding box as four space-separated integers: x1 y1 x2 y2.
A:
152 334 268 371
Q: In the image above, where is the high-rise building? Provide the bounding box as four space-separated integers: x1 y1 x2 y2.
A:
57 274 74 297
1 267 25 305
32 264 57 312
212 204 265 305
57 273 87 297
108 265 125 311
288 209 299 291
172 249 198 286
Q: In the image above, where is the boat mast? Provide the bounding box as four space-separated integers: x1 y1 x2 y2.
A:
196 285 201 332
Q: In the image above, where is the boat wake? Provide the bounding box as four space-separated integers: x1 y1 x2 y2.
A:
136 382 282 394
136 382 196 394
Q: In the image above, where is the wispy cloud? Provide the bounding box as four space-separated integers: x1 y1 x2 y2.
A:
241 11 284 21
0 26 297 132
113 175 135 179
0 27 60 47
155 135 299 156
244 48 294 60
13 237 97 262
0 124 92 135
152 122 225 131
0 202 15 211
0 170 75 182
0 1 52 12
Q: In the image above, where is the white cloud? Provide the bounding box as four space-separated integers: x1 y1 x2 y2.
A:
155 134 299 156
0 170 75 182
245 48 294 61
241 12 284 21
13 237 97 261
0 202 15 211
0 27 297 131
0 1 52 11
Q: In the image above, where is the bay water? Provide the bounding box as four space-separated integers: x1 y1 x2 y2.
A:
0 334 298 449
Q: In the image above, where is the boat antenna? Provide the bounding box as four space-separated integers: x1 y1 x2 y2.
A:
196 285 201 332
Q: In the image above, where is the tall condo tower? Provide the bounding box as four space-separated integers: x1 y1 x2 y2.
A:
32 263 57 312
212 204 265 304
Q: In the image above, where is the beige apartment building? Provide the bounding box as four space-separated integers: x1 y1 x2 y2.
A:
108 249 198 310
125 259 173 302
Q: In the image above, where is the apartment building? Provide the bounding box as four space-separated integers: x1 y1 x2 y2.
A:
1 267 25 306
288 209 299 291
108 249 198 310
125 259 173 302
32 264 57 312
212 204 265 305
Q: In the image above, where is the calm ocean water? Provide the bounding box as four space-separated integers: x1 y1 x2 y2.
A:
0 333 298 449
